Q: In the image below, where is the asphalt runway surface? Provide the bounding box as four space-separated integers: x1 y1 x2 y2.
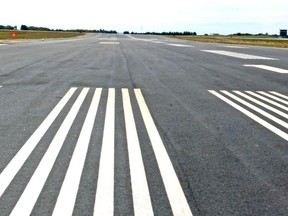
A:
0 34 288 215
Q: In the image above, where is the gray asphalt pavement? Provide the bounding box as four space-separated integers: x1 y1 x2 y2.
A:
0 34 288 216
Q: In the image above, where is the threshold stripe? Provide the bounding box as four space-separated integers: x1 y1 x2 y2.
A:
10 88 89 216
222 91 288 129
257 91 288 105
53 88 102 216
135 89 193 216
209 90 288 141
0 87 77 198
94 89 115 216
234 91 288 119
269 91 288 100
122 89 153 216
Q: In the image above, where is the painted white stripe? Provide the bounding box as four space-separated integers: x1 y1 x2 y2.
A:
0 88 77 198
167 44 193 47
222 91 288 129
99 42 120 45
135 89 192 216
245 91 288 112
202 50 277 60
234 91 288 119
94 89 115 216
224 45 246 48
53 88 102 216
10 88 89 216
269 91 288 100
122 89 154 216
151 41 166 44
244 65 288 73
209 90 288 141
257 91 288 105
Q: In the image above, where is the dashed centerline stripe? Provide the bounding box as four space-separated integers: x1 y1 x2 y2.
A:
10 88 89 216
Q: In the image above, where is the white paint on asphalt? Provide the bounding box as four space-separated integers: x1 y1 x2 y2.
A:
151 41 166 44
99 41 120 45
53 88 102 216
122 89 154 216
209 90 288 141
167 43 194 47
246 91 288 112
234 91 288 119
270 91 288 100
202 50 278 60
223 45 246 48
222 91 288 129
10 88 89 216
94 88 115 216
135 89 193 216
2 87 194 215
0 87 77 198
244 65 288 73
257 91 288 105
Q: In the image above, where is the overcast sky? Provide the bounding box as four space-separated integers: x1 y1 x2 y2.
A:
1 0 288 34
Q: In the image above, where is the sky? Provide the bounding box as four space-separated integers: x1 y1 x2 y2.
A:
1 0 288 35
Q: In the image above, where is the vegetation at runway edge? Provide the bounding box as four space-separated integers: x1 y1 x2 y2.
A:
172 35 288 48
0 30 84 40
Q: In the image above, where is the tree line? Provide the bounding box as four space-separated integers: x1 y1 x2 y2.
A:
20 25 117 34
0 25 17 30
0 24 117 34
128 31 197 36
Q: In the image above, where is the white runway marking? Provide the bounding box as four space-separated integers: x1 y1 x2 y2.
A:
135 89 193 216
0 88 77 198
244 65 288 73
223 45 246 48
167 43 193 47
3 87 193 216
53 89 102 216
202 50 278 60
99 42 120 45
94 88 115 216
10 88 89 216
209 90 288 141
122 89 154 216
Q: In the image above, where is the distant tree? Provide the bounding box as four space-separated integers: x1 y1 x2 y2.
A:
5 25 14 30
21 25 28 30
123 31 130 34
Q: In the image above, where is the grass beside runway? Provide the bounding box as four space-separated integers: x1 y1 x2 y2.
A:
172 35 288 48
0 30 84 40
